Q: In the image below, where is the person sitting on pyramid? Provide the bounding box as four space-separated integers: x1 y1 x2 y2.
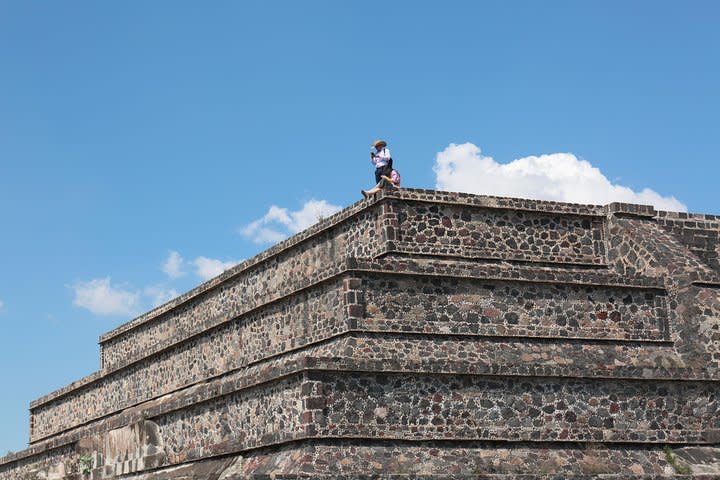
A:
362 168 401 199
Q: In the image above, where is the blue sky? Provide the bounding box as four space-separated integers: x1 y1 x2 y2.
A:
1 1 718 453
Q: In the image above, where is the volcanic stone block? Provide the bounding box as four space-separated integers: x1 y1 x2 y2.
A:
362 275 669 341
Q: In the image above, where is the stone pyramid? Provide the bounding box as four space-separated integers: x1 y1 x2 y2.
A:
1 189 719 479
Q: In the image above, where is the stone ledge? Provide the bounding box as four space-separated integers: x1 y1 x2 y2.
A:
302 333 716 381
99 273 346 376
221 440 719 479
351 257 665 289
657 210 720 221
388 243 605 266
0 444 73 470
22 330 718 451
37 440 720 479
380 189 607 216
29 370 105 411
606 202 656 218
358 319 670 343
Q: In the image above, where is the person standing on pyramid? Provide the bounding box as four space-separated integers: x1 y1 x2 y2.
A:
370 139 392 183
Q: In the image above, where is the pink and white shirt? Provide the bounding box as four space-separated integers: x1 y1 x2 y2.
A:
390 169 401 186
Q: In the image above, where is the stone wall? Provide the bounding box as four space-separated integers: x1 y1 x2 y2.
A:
215 441 718 478
153 374 310 465
657 210 720 273
0 445 76 480
98 205 385 372
31 277 349 441
314 371 719 444
362 274 668 341
2 189 719 479
388 199 606 265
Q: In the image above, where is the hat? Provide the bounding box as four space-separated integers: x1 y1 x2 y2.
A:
371 139 387 148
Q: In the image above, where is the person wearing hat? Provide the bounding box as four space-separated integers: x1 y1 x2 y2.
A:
370 139 393 184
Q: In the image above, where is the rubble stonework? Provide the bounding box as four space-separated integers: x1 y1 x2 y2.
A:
1 188 719 479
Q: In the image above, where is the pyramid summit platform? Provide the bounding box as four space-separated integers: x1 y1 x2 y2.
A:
2 188 720 479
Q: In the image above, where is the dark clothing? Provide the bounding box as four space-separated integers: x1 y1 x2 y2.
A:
375 164 392 183
378 177 394 189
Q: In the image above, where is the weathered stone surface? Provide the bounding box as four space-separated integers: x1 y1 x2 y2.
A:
1 189 719 479
31 279 347 442
71 442 720 479
362 275 668 341
388 200 606 264
657 210 720 272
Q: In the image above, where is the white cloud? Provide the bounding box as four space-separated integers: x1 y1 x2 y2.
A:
144 285 179 308
72 277 140 316
433 143 687 212
0 299 4 312
164 250 243 281
239 219 288 245
240 199 342 245
193 256 240 281
162 251 185 279
72 250 242 316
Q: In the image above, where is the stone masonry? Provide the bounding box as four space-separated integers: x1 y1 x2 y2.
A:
1 188 719 479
